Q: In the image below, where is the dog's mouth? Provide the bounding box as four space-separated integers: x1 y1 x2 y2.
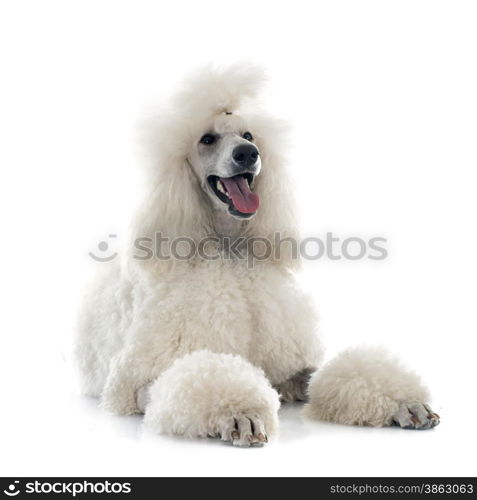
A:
207 173 259 218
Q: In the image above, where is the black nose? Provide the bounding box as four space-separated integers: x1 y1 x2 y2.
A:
232 144 259 168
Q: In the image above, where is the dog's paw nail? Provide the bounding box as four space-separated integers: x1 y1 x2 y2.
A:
257 433 267 443
410 415 421 425
428 413 440 427
394 402 440 430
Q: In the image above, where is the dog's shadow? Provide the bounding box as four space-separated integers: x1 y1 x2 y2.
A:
77 395 361 446
277 402 316 442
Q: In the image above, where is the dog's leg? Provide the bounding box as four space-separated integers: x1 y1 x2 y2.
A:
275 368 315 403
303 346 440 429
100 341 159 415
143 350 280 447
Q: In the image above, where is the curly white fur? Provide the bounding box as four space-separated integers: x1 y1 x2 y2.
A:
304 346 431 427
74 64 438 445
144 350 280 441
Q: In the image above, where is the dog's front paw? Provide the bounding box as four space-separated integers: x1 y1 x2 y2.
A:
144 351 280 444
392 401 440 430
212 414 269 447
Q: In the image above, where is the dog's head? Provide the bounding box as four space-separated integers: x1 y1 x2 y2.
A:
188 111 261 219
134 63 299 268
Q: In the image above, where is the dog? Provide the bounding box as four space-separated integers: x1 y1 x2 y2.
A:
74 64 439 446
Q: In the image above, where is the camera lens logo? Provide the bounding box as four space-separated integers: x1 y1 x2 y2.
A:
3 481 20 497
89 234 118 262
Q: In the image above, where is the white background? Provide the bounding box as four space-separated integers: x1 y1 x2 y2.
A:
1 0 476 477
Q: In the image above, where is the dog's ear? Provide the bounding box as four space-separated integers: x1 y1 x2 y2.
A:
124 157 213 273
133 159 211 239
243 114 301 270
244 159 301 271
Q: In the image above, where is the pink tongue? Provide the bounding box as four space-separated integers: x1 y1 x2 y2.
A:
220 175 260 214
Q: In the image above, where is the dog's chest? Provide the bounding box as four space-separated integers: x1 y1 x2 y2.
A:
150 262 284 358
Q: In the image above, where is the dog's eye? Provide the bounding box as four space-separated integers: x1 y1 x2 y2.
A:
200 134 216 145
243 132 253 141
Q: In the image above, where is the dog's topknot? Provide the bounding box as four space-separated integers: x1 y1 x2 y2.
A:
171 62 267 118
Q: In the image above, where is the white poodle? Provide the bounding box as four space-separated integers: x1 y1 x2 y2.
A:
74 64 439 446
